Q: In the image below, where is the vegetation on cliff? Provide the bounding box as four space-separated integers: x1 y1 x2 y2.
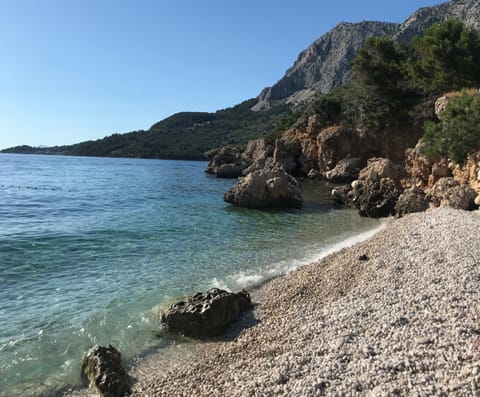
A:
422 89 480 164
301 20 480 162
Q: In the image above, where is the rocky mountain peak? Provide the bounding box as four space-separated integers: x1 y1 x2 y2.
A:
252 0 480 111
252 21 399 111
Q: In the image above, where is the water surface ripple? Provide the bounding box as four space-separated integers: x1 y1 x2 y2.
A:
0 154 379 396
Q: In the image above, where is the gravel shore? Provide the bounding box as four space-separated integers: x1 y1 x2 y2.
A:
131 207 480 396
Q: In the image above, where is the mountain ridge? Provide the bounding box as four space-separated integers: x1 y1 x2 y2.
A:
253 0 480 111
3 0 479 159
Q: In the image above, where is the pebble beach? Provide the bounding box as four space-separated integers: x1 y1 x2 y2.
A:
130 207 480 396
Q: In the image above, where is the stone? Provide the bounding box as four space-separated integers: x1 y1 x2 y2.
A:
358 157 406 186
81 345 130 397
395 188 429 217
205 146 247 178
404 145 451 190
331 184 352 206
325 157 361 183
426 177 477 210
224 166 303 209
435 96 450 115
161 288 252 338
352 177 401 218
242 139 274 175
273 139 302 176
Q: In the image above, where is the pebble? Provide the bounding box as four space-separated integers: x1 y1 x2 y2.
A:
128 208 480 396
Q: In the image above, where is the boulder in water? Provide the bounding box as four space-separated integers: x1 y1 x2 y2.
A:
81 344 130 397
162 288 252 338
224 165 303 209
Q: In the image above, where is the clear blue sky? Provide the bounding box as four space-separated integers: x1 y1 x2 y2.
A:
0 0 444 150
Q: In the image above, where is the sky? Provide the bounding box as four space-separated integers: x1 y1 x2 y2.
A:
0 0 445 150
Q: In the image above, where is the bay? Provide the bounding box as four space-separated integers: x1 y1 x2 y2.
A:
0 154 379 396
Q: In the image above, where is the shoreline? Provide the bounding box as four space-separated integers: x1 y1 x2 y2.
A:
130 207 480 396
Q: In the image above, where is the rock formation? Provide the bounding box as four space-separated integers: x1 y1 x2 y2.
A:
205 139 274 178
395 188 429 217
253 0 480 111
161 288 252 338
224 165 303 209
205 146 248 178
252 21 400 111
324 157 361 183
426 177 477 210
347 177 401 218
81 345 130 397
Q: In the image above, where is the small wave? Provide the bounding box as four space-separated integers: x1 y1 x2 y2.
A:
211 222 386 292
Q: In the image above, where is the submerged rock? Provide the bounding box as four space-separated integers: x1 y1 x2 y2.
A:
224 166 303 209
81 345 130 397
162 288 252 338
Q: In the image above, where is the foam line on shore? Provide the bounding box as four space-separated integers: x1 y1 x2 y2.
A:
211 221 387 292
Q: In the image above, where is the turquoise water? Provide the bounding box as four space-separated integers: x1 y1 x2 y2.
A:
0 154 379 396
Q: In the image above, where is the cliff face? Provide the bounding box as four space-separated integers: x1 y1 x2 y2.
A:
252 21 399 111
253 0 480 111
396 0 480 42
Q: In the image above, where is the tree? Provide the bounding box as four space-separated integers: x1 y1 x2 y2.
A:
421 90 480 164
348 37 412 130
408 19 480 93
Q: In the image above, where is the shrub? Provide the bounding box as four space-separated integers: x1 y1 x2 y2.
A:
421 89 480 164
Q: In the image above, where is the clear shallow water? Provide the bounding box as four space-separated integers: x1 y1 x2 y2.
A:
0 154 380 396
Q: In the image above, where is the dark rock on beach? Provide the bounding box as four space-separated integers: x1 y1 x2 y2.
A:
162 288 252 338
224 165 303 209
81 344 130 397
351 178 401 218
395 188 429 217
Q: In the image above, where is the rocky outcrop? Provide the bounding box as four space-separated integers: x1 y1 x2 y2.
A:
348 178 401 218
161 288 252 338
205 140 274 178
426 177 477 210
358 157 406 186
404 145 451 190
332 158 405 217
242 139 274 175
81 345 130 397
224 166 303 209
273 139 302 176
252 21 400 111
253 0 480 111
205 146 247 178
395 188 429 217
395 0 480 43
331 184 354 206
325 157 361 183
451 151 480 195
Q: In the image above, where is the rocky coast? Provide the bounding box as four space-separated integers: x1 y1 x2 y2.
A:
130 207 480 396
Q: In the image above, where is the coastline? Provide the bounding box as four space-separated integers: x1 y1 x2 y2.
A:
130 207 480 396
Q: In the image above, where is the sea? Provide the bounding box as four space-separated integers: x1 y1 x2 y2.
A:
0 154 381 396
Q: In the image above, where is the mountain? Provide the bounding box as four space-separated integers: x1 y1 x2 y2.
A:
253 0 480 111
251 21 399 111
3 0 479 160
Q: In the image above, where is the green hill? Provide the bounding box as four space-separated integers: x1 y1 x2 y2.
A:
2 99 290 160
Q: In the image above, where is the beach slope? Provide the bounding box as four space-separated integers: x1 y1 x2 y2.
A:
132 207 480 396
